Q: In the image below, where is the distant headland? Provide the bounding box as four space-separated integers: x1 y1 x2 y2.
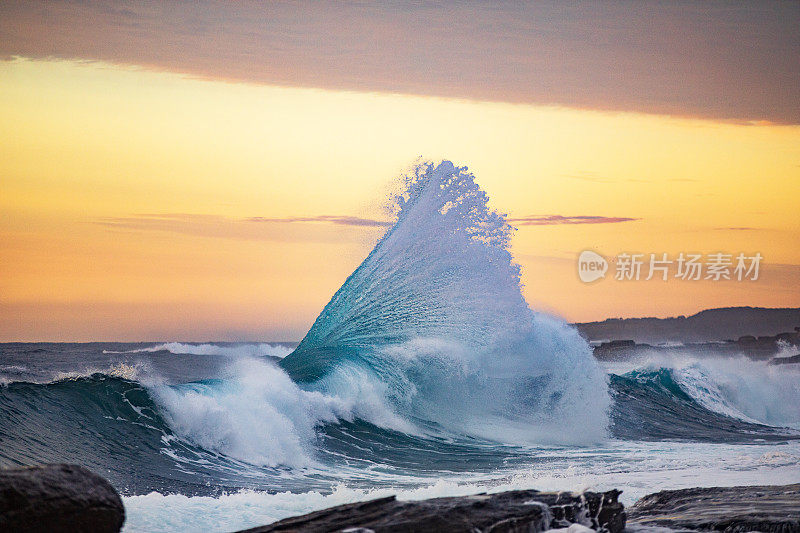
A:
574 307 800 345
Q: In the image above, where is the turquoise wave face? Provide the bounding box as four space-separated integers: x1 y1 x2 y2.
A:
281 161 610 444
282 160 528 380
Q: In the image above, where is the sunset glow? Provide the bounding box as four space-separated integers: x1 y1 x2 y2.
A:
1 8 799 341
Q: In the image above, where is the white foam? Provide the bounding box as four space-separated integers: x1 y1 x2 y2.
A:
122 440 800 533
104 342 292 358
604 352 800 429
0 365 30 386
150 358 348 467
655 341 685 348
149 357 412 467
361 319 611 446
2 362 145 386
675 358 800 429
546 524 594 533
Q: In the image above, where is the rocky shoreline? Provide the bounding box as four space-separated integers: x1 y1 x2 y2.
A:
236 488 625 533
1 464 799 532
627 484 800 533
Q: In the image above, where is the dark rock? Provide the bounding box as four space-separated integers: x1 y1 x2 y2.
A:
628 483 800 533
0 463 124 533
237 489 625 533
768 353 800 365
593 341 654 362
604 340 636 348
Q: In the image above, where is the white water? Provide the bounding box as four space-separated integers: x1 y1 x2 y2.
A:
122 440 800 533
674 360 800 429
603 353 800 429
104 342 292 358
150 357 415 467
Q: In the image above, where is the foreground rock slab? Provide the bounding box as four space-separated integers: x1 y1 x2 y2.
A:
628 483 800 533
238 489 625 533
0 463 125 533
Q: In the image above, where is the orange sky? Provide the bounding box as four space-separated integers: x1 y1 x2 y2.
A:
1 3 799 341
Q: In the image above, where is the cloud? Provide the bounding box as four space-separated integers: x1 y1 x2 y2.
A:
0 1 797 123
509 215 640 226
93 212 637 240
94 213 389 242
247 215 391 227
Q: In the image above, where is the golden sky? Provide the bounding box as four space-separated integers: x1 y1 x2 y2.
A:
1 56 798 341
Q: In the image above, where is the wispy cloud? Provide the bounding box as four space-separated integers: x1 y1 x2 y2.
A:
509 215 640 226
246 215 391 227
94 212 638 239
1 1 797 123
94 213 389 242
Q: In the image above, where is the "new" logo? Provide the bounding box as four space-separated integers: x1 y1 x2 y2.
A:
578 250 608 283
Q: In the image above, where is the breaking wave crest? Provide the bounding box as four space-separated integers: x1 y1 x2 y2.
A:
619 356 800 430
280 161 611 444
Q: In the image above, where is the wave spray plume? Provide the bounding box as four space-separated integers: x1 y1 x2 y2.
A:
281 161 610 444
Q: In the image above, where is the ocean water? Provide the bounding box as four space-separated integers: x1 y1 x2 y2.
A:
1 162 798 532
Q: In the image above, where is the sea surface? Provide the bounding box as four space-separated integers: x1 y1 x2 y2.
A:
2 162 798 532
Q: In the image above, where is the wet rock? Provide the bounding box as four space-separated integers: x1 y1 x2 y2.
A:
628 483 800 533
0 463 124 533
237 489 625 533
768 353 800 365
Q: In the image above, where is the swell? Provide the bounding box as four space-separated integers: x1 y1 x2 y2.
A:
0 372 541 494
1 365 795 497
0 374 196 494
0 371 359 496
608 368 797 442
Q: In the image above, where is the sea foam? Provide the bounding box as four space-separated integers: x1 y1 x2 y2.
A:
104 342 292 358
